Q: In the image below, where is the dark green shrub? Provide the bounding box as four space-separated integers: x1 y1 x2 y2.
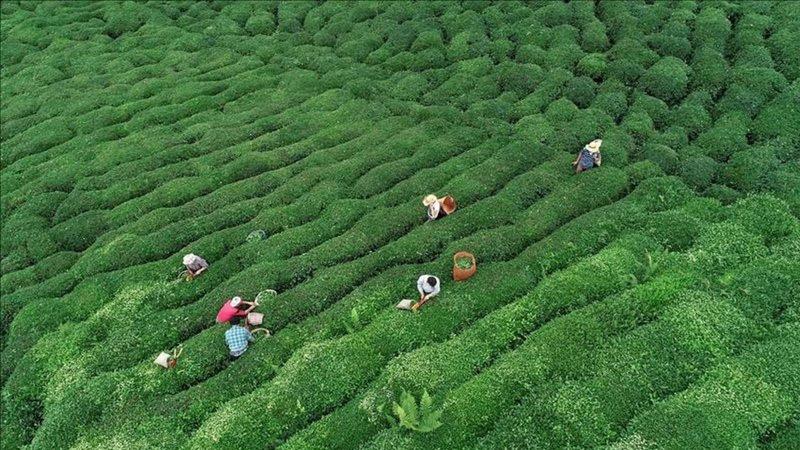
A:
245 13 276 35
621 111 654 145
645 144 679 174
564 76 597 109
631 93 669 128
692 7 731 53
624 160 664 187
576 53 607 80
680 155 718 190
103 3 146 38
534 1 571 27
591 92 627 122
580 20 609 53
544 44 584 71
494 62 543 98
647 33 692 60
751 84 800 144
655 126 689 150
768 28 800 81
722 146 781 193
549 24 580 48
729 194 798 244
544 98 578 124
735 45 774 69
692 222 768 275
704 184 741 205
410 30 443 53
514 44 546 66
606 59 644 85
619 327 799 450
695 112 750 161
608 38 659 68
447 31 491 62
717 67 788 118
671 101 711 139
690 46 729 95
638 56 690 104
410 47 446 71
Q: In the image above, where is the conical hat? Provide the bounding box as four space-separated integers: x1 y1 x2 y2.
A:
422 194 438 207
587 139 603 153
182 253 197 265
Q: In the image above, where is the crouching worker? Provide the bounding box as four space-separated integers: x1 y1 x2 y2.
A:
423 194 457 221
216 296 257 324
183 253 209 280
412 275 441 311
573 139 602 174
225 317 254 360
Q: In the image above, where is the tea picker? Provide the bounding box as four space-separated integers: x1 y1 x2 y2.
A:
182 253 209 281
396 275 441 312
423 194 457 221
572 139 602 174
225 317 255 360
215 296 258 324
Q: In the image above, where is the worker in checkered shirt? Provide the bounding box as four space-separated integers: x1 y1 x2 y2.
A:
225 316 255 360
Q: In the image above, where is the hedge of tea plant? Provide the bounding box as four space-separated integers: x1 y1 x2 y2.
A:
1 1 798 449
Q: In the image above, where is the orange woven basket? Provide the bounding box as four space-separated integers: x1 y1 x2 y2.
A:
441 196 457 215
453 251 476 281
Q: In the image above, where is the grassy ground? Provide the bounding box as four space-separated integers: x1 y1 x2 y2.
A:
1 1 799 449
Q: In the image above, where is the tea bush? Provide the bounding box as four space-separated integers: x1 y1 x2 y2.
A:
2 1 798 448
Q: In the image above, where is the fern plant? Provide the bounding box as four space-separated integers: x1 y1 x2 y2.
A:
389 389 443 433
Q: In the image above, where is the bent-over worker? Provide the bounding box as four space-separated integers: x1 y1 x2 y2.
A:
216 296 257 324
423 194 456 221
412 275 441 311
225 317 254 360
573 139 602 173
183 253 209 280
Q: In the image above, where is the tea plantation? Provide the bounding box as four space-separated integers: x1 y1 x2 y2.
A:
1 1 799 449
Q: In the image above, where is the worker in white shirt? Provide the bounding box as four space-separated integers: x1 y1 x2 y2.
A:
412 275 441 311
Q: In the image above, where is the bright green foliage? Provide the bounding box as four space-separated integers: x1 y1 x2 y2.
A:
639 56 690 104
390 390 443 433
1 2 798 449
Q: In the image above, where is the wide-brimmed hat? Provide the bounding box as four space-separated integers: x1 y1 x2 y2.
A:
422 194 438 207
182 253 197 265
586 139 603 153
230 296 242 308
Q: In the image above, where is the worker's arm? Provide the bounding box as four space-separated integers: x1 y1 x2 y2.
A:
193 266 206 275
247 330 255 342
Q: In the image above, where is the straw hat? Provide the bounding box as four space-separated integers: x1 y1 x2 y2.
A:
230 296 242 308
586 139 603 153
182 253 197 265
422 194 438 207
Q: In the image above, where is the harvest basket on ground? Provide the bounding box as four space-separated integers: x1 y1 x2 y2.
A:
441 195 457 215
453 251 477 281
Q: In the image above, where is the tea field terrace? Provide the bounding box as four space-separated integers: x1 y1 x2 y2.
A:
1 1 799 449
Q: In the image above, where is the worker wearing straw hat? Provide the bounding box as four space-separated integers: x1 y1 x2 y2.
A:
183 253 208 280
573 139 603 173
423 194 457 221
